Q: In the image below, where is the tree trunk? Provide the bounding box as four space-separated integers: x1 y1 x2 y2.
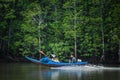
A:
38 28 41 50
118 43 120 62
100 0 105 62
74 0 77 59
7 25 11 58
32 15 43 51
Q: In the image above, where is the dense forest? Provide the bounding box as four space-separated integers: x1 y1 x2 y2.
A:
0 0 120 64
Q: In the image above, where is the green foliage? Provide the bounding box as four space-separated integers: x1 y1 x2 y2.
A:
0 0 119 62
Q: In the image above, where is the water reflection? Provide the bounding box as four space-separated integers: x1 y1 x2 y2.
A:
0 63 120 80
28 65 120 80
50 65 120 80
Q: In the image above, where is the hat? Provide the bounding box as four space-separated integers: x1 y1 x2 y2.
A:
51 54 56 58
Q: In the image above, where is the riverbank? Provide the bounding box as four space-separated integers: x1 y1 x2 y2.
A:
0 57 28 63
0 57 119 67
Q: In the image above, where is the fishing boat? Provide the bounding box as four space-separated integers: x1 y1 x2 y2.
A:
25 56 88 67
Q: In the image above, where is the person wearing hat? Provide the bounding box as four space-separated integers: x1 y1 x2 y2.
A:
50 54 59 62
70 54 76 63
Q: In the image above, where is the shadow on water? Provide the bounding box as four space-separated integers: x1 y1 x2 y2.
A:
0 63 120 80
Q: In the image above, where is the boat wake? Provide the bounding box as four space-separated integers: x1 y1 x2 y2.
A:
51 64 120 71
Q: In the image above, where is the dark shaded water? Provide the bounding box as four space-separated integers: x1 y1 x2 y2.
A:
0 63 120 80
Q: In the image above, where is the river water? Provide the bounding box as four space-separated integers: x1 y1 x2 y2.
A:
0 63 120 80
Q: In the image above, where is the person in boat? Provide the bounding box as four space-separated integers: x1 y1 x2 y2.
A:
70 54 77 63
39 50 46 58
39 51 51 63
50 54 59 62
39 51 59 63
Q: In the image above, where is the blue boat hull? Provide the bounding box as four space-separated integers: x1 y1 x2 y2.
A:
25 56 88 67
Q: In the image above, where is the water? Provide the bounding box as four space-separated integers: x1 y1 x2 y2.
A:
0 63 120 80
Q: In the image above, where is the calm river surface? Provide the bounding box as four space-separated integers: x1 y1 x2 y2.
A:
0 63 120 80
